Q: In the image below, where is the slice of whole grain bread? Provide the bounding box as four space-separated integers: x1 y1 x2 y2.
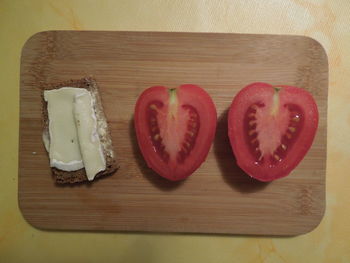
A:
42 77 118 184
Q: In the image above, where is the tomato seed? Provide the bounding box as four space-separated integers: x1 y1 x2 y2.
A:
249 130 257 136
249 120 256 126
187 131 194 137
251 104 258 110
288 127 296 133
149 104 157 110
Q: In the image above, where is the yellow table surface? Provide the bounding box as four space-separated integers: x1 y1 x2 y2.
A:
1 0 349 262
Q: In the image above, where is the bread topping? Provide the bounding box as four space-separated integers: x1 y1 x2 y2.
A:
44 88 85 171
44 87 107 180
74 90 106 181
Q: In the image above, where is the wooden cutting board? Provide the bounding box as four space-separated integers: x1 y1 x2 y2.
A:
19 31 327 235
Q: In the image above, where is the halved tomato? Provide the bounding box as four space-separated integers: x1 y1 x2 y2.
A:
228 82 318 182
134 85 217 181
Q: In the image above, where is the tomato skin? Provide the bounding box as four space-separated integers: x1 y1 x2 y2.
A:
228 82 319 182
134 85 217 181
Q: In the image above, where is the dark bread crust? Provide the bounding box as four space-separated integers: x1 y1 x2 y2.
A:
42 77 118 184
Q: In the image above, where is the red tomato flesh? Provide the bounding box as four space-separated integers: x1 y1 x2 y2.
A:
228 82 318 182
134 85 217 181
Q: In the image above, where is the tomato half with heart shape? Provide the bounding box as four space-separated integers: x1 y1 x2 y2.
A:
134 85 217 181
228 82 318 182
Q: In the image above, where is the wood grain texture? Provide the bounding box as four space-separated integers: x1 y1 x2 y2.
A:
18 31 328 235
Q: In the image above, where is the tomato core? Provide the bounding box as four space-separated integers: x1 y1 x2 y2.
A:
244 101 304 167
146 98 200 164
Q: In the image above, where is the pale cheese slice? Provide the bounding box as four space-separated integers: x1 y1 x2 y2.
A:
73 91 106 181
44 87 107 181
44 88 86 171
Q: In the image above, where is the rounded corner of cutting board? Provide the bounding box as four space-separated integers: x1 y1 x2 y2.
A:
18 199 48 231
300 205 326 236
21 30 55 61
